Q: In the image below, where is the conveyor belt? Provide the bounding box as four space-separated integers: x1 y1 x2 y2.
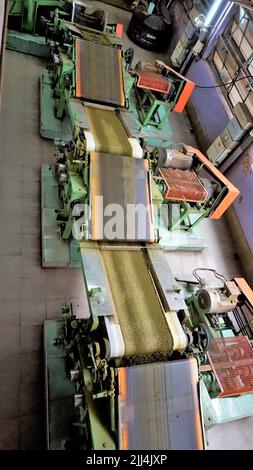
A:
101 249 173 357
85 106 132 156
75 39 125 107
118 358 204 449
90 153 154 242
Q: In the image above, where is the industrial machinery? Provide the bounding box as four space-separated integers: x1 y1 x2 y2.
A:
126 60 195 129
41 25 196 142
7 0 113 33
44 264 253 449
5 0 252 454
12 0 247 452
37 6 240 261
44 247 204 450
41 123 239 267
34 3 195 141
183 270 253 428
7 0 121 56
37 6 239 263
8 0 65 33
149 143 238 231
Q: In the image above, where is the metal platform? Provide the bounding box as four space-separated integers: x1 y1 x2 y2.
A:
40 70 72 140
41 164 81 267
7 30 51 58
44 320 76 450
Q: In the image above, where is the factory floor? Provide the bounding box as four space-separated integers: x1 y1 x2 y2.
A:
0 0 252 451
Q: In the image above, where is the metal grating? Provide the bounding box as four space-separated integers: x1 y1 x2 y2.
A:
158 168 208 203
207 336 253 397
134 70 171 94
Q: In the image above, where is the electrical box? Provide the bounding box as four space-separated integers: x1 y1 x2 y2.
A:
227 116 246 141
181 32 191 49
192 40 204 56
234 102 253 131
185 20 196 40
207 135 230 164
171 40 188 68
220 128 238 151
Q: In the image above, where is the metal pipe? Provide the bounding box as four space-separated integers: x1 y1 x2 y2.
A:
71 0 75 23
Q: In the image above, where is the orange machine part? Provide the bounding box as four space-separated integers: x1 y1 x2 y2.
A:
173 81 196 113
75 39 81 98
186 145 239 219
117 48 125 107
115 23 123 38
135 70 171 94
118 368 129 450
234 278 253 308
156 63 195 113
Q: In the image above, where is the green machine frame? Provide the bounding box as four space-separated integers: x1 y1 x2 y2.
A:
8 0 65 33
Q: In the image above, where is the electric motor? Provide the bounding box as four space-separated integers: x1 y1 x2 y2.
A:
197 287 239 314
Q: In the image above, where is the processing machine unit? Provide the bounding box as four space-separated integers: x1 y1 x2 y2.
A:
44 264 253 450
38 6 239 260
6 0 253 451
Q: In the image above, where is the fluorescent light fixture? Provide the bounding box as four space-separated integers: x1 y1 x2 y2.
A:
205 0 224 26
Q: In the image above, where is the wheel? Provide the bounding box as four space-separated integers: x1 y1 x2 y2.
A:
194 323 212 352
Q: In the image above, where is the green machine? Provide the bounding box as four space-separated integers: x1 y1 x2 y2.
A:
41 112 239 267
44 263 253 449
35 6 195 147
44 245 207 450
7 0 114 56
8 0 65 33
37 10 239 262
7 0 65 56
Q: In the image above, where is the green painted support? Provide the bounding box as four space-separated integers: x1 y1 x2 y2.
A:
169 202 207 231
8 0 23 16
8 0 65 33
41 164 81 267
40 70 72 140
7 30 51 57
44 320 77 449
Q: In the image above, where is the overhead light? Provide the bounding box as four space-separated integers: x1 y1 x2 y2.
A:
205 0 224 27
194 13 206 29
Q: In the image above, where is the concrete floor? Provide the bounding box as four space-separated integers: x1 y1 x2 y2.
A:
0 0 252 450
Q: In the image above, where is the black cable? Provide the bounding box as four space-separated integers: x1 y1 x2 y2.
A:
195 75 253 89
192 268 227 284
